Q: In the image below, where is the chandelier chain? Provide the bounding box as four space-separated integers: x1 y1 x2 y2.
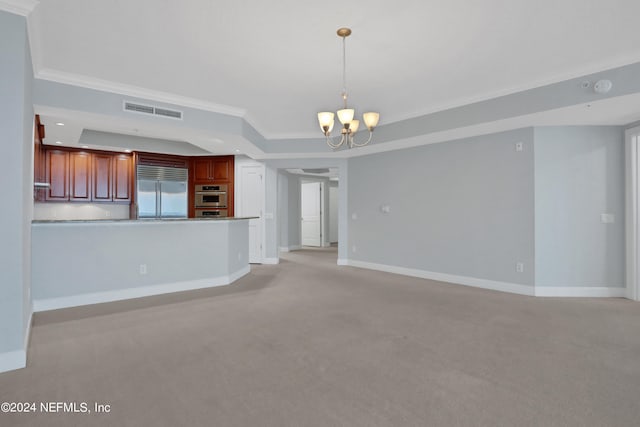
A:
342 35 348 107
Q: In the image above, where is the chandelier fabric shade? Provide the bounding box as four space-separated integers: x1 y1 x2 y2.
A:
317 28 380 149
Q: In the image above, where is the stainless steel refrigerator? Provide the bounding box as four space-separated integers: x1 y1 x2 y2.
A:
136 165 188 219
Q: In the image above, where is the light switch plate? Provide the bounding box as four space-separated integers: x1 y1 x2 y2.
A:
600 213 615 224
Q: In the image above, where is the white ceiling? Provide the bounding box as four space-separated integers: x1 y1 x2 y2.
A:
18 0 640 154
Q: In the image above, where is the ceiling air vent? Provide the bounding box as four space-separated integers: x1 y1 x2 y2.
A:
154 107 182 119
123 101 183 120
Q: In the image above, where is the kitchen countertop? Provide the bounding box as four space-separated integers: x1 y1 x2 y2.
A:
32 217 258 224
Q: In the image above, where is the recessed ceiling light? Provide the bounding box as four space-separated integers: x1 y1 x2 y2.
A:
55 122 64 126
55 141 63 144
124 149 132 153
81 145 89 149
235 149 240 153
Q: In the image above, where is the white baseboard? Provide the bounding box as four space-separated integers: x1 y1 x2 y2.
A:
261 258 280 265
343 259 535 296
535 287 627 297
0 350 26 373
33 265 251 312
279 245 302 253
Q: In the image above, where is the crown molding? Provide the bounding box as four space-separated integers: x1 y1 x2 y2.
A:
0 0 38 16
35 68 247 118
382 54 640 126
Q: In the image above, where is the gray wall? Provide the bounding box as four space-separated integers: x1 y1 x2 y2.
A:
276 171 301 250
0 10 33 367
348 128 536 286
288 175 301 248
329 181 339 243
32 220 249 301
534 126 625 287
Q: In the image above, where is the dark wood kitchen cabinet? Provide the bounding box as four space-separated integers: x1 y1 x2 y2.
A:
92 154 112 201
42 147 132 203
69 151 91 201
192 158 213 182
189 155 234 218
33 115 46 201
112 154 132 202
45 149 69 201
191 156 234 183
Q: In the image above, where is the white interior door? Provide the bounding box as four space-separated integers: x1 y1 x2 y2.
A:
239 165 264 263
301 182 322 247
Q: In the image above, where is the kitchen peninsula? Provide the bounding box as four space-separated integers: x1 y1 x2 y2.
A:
31 217 253 312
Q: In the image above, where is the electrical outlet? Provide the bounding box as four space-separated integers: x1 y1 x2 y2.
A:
516 262 524 273
139 264 147 275
105 211 111 217
515 142 523 152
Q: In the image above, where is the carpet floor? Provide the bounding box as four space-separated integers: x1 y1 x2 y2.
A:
1 247 639 426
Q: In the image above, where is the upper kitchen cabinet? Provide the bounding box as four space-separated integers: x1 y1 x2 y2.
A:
45 149 69 201
191 156 234 183
69 151 92 201
92 153 112 201
192 158 213 182
34 116 46 201
112 154 132 202
42 147 132 203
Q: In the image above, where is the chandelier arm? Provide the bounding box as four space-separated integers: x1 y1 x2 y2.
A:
326 133 346 149
348 131 374 148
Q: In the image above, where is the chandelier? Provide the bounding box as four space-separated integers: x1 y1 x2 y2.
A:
317 28 380 149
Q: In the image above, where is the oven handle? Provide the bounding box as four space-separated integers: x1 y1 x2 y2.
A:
195 191 227 195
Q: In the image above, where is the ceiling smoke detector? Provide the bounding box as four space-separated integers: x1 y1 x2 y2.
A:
593 79 613 94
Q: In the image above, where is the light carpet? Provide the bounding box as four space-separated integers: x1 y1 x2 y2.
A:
1 247 639 426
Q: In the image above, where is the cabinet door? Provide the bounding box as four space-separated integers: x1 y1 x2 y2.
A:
33 118 46 201
70 151 91 200
45 149 69 201
192 158 212 182
112 154 132 201
92 154 112 201
212 159 230 181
